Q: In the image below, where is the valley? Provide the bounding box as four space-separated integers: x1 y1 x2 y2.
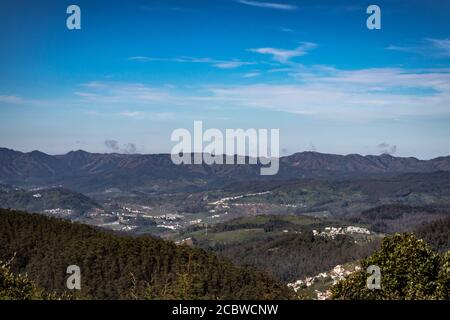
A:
1 148 450 299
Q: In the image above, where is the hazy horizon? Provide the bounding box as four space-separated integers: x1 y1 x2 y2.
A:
2 145 449 161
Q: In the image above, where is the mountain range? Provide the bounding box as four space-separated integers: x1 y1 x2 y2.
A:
1 147 450 193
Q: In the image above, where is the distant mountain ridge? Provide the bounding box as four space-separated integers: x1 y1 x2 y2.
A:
1 147 450 193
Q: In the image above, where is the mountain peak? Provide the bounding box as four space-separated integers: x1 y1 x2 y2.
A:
67 149 89 155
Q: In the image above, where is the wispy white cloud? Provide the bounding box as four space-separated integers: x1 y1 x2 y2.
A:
6 67 450 123
385 45 412 52
117 111 176 121
81 81 109 89
213 61 253 69
197 67 450 120
236 0 297 11
386 38 450 58
243 72 261 78
0 95 63 107
279 27 294 33
128 56 253 69
119 111 144 118
249 42 317 63
76 82 177 106
128 56 158 62
0 95 26 104
54 66 450 122
425 38 450 57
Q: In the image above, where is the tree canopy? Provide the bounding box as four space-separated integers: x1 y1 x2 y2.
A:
331 234 450 300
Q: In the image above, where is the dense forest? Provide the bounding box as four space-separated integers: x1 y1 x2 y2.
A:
331 234 450 299
185 215 380 282
415 217 450 253
0 260 54 300
349 204 450 234
2 208 450 300
0 209 293 300
209 232 380 282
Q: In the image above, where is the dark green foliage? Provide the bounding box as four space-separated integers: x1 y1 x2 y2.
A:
0 209 293 300
201 232 379 282
0 260 51 300
331 234 450 300
436 252 450 299
351 204 449 234
182 215 379 282
192 216 323 234
415 217 450 252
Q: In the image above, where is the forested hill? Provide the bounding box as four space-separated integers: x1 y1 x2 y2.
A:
415 217 450 253
2 147 450 193
0 209 293 300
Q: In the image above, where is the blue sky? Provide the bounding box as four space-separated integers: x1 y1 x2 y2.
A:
0 0 450 158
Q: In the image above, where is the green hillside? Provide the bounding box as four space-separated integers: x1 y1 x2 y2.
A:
0 209 293 300
178 215 381 282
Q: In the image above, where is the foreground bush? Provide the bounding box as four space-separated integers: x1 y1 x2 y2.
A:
0 260 49 300
331 234 450 300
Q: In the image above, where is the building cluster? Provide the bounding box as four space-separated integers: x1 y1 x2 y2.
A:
312 226 371 239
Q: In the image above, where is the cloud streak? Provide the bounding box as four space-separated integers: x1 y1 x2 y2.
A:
249 42 317 63
198 67 450 120
426 38 450 57
6 67 450 123
128 56 253 69
236 0 297 11
386 38 450 58
72 66 450 121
